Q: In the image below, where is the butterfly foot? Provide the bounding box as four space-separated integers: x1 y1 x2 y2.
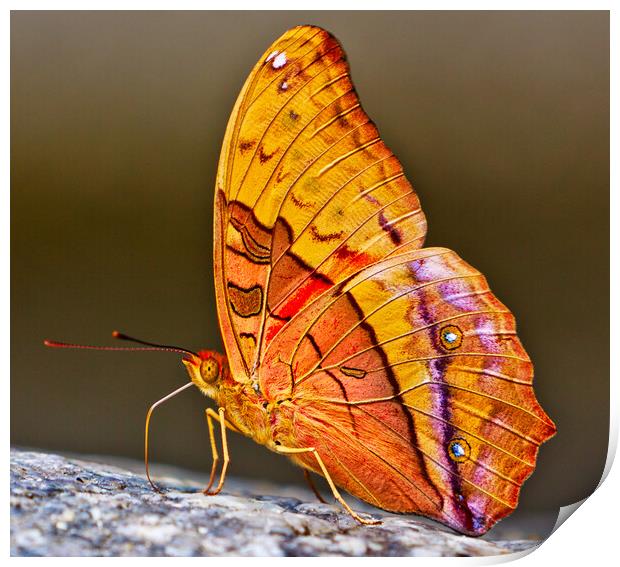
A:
350 512 382 526
202 486 224 496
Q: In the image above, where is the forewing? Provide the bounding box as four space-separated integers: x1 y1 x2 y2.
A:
214 26 426 378
261 248 556 535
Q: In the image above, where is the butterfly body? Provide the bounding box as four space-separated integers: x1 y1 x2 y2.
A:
185 348 298 452
190 25 555 536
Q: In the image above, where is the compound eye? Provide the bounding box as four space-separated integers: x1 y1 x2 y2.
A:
200 357 219 383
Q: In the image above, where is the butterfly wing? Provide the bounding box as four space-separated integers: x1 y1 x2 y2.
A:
214 26 426 380
213 25 556 535
261 247 556 535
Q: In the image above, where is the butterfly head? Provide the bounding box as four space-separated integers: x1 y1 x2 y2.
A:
182 350 228 396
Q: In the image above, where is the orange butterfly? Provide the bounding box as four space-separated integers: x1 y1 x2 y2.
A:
48 25 556 536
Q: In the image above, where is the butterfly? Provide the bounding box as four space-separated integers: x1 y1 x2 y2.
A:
47 25 556 536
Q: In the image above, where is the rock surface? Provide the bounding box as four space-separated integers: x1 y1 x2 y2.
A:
11 449 540 557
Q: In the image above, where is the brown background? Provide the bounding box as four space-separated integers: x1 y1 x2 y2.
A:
12 11 609 524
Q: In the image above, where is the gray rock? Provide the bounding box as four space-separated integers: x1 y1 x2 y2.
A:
10 449 540 557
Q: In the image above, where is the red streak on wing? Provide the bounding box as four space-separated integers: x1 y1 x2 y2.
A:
264 318 286 343
334 245 372 267
273 275 332 321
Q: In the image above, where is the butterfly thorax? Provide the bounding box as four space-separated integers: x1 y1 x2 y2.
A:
183 349 295 448
215 379 297 449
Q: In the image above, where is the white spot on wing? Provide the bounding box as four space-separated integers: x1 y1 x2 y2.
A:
280 81 288 90
451 442 465 457
272 52 287 69
445 332 458 343
266 50 279 63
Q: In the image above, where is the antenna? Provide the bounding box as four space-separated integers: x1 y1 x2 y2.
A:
43 331 198 357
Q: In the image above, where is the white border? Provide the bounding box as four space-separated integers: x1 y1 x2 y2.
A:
5 3 614 564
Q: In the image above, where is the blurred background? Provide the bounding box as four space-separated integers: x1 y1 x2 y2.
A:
11 11 609 532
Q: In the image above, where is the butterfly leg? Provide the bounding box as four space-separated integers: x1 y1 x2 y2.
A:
303 469 327 504
205 407 241 434
203 407 235 495
275 445 381 525
203 408 221 494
